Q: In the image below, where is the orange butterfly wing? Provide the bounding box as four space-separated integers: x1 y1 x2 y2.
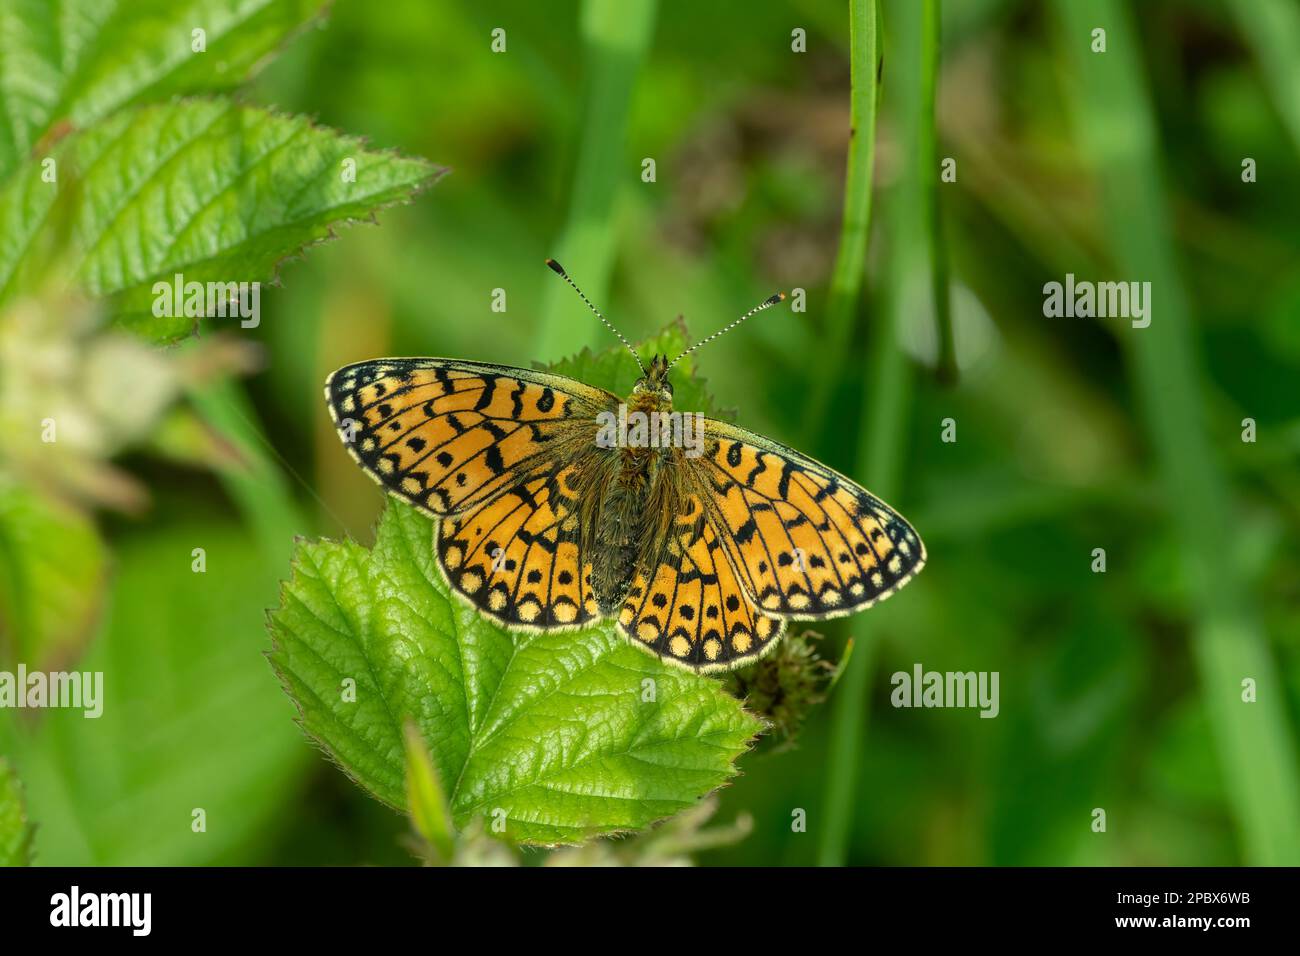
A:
694 420 926 619
615 491 784 671
437 464 600 630
325 359 613 629
326 358 925 669
324 358 611 517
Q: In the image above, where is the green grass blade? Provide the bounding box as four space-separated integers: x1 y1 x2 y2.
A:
534 0 658 360
1053 0 1300 865
1227 0 1300 154
921 0 956 385
803 0 880 431
816 0 890 867
189 379 308 569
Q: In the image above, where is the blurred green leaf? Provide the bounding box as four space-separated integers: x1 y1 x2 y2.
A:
0 520 306 864
402 719 454 861
269 498 760 845
0 477 107 669
802 0 879 432
0 756 34 866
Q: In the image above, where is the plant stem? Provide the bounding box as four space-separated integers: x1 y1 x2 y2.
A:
921 0 957 385
534 0 658 361
1054 0 1300 865
189 381 307 569
803 0 880 432
816 0 891 867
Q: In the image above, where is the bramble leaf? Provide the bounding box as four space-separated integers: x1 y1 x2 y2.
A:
543 320 732 419
0 0 329 181
0 1 441 340
268 499 760 845
0 99 443 340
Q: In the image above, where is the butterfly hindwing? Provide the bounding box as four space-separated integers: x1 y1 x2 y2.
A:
691 420 926 619
324 358 612 517
437 464 599 630
617 491 784 671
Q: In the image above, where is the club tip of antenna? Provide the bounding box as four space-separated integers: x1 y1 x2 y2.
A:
545 258 566 276
764 291 787 306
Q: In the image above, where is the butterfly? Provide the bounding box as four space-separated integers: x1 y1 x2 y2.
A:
324 260 925 672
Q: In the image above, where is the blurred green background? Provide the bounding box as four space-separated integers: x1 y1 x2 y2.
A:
3 0 1299 866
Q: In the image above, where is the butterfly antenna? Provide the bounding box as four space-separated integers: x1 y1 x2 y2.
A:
545 258 646 374
668 291 787 370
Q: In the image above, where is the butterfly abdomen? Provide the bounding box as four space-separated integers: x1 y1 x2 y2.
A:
589 461 652 615
587 387 674 614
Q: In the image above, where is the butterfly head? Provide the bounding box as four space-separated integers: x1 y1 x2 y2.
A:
631 354 674 407
545 257 785 401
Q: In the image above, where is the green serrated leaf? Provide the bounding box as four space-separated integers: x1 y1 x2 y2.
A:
543 319 732 419
0 99 442 339
0 0 329 181
268 499 760 846
0 756 34 866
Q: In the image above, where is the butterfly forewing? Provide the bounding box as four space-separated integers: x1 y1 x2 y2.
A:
326 358 616 630
325 358 612 517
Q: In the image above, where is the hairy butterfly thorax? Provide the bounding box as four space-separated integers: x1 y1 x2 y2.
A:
324 260 925 673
